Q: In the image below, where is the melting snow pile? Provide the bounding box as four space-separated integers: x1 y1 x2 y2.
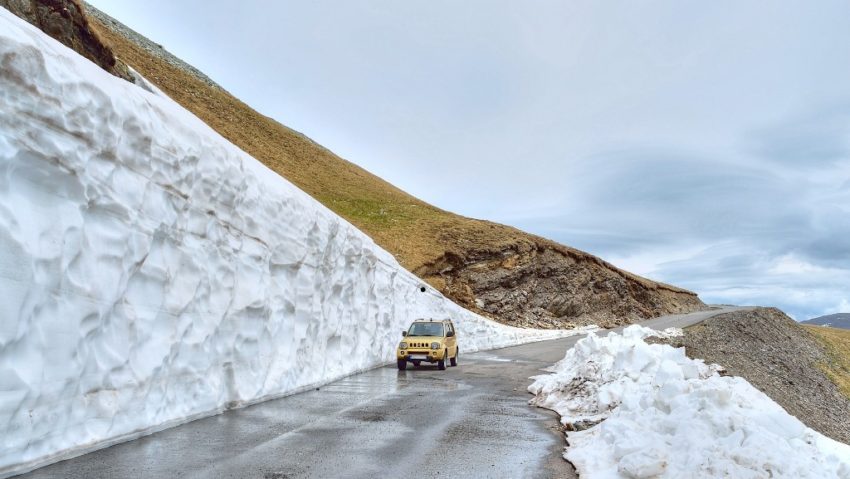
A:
0 10 590 476
529 326 850 478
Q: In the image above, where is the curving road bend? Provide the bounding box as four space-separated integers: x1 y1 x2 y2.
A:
19 307 746 479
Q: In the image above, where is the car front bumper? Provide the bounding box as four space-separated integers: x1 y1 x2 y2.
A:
397 349 445 361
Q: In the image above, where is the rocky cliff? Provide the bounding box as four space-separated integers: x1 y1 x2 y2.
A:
0 0 130 80
415 229 703 328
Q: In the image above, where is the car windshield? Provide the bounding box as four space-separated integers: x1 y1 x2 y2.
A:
407 322 444 337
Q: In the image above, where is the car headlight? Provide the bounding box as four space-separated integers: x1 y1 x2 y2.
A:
431 342 440 350
399 342 407 349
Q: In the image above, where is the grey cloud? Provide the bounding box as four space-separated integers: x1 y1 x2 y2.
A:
653 244 850 320
797 206 850 267
747 106 850 167
558 150 809 246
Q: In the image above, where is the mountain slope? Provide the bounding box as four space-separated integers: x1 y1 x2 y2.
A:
803 313 850 330
6 0 705 328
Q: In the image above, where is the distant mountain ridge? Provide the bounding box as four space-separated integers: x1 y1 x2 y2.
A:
803 313 850 330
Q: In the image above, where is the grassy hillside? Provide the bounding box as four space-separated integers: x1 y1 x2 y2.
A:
83 9 539 269
4 0 705 327
804 325 850 401
86 3 704 327
83 3 502 270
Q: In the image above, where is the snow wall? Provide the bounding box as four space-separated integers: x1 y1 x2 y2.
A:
0 10 582 476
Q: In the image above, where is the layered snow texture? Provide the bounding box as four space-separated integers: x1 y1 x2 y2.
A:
0 10 587 476
529 326 850 478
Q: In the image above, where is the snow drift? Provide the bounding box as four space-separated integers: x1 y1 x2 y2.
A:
529 326 850 479
0 9 585 476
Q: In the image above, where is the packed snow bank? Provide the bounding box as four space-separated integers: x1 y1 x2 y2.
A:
529 326 850 478
0 10 589 476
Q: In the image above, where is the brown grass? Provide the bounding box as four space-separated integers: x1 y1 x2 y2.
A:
804 325 850 400
86 13 693 297
89 14 461 269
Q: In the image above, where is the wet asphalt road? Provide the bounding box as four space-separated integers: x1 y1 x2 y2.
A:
19 307 744 479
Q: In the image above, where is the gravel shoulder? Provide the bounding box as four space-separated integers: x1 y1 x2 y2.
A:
664 307 850 444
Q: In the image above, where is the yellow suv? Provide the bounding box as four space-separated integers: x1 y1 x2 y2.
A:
397 319 458 370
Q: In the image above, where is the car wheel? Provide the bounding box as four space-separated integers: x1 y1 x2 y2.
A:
397 359 407 370
450 347 458 367
438 351 446 370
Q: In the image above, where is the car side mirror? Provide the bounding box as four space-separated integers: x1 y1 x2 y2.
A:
446 331 454 337
401 331 407 337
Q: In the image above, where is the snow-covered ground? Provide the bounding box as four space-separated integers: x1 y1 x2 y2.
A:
0 10 591 476
529 326 850 478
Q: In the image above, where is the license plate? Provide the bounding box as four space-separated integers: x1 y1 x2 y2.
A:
409 354 427 360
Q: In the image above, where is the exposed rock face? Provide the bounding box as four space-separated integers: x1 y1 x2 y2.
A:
416 238 705 329
665 307 850 444
0 0 131 80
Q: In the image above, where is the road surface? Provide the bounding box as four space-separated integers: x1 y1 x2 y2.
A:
20 307 745 479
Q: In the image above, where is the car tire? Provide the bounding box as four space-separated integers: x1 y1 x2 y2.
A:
397 359 407 370
450 348 458 367
438 352 446 370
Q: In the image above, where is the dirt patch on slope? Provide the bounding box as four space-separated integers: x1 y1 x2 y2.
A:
8 2 706 328
0 0 131 80
666 307 850 444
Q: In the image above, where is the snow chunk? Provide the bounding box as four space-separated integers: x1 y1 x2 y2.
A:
0 10 591 476
649 327 683 339
529 325 850 478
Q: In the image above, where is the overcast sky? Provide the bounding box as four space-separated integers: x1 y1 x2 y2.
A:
88 0 850 320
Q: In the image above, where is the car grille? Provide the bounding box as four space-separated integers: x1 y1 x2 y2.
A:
409 342 430 348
